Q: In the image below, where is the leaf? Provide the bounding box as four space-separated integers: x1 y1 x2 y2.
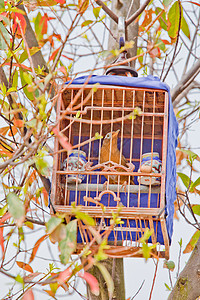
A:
58 267 72 284
164 283 171 291
168 1 181 38
192 205 200 216
55 0 65 3
52 127 72 152
187 1 200 7
96 263 114 298
29 234 47 263
177 172 191 189
163 260 175 271
12 13 26 37
49 47 60 61
183 230 200 253
93 6 101 19
13 118 24 128
190 177 200 192
16 261 33 273
19 47 41 64
0 22 10 50
74 211 95 226
46 217 62 234
181 14 190 39
20 70 34 101
81 20 93 28
7 193 25 227
59 220 77 265
79 0 89 14
0 0 5 9
22 288 34 300
163 0 173 7
78 272 99 296
0 228 4 253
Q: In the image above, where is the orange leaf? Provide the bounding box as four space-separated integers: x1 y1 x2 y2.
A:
39 13 48 35
16 261 33 273
8 126 18 137
42 187 49 207
44 290 55 297
58 267 72 284
22 288 34 300
78 272 99 296
0 126 9 135
29 234 47 263
13 118 24 128
52 127 72 152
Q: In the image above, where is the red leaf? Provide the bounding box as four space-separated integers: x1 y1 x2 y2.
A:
12 13 26 37
29 234 47 263
55 0 65 3
0 228 4 253
42 187 49 207
58 267 72 284
52 127 72 151
78 272 99 296
13 118 24 128
49 47 60 61
39 13 48 35
22 288 34 300
16 261 33 273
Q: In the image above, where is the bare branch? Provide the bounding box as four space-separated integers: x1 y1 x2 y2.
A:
125 0 151 26
95 0 118 23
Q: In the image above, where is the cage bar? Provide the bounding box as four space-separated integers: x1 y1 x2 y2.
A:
51 83 170 259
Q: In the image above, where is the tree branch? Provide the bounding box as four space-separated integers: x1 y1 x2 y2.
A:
125 0 151 26
168 237 200 300
171 58 200 104
95 0 118 23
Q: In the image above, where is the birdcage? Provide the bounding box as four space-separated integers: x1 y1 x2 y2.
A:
50 75 178 260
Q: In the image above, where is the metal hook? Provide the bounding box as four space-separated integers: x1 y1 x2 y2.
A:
118 16 125 48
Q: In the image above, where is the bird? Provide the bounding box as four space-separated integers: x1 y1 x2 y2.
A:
100 130 135 185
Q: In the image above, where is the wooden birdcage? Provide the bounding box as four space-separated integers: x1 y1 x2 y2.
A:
51 78 171 259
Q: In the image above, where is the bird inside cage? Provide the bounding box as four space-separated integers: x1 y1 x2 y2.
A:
100 129 135 185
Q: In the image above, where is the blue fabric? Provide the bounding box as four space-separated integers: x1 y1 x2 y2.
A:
65 75 179 244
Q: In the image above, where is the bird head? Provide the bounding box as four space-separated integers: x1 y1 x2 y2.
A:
103 130 120 147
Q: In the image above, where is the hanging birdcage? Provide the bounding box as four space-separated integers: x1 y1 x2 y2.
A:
50 74 178 260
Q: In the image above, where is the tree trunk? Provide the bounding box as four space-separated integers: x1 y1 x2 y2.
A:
168 238 200 300
107 0 140 68
87 258 125 300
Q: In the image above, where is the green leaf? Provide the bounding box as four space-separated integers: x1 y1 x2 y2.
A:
19 47 41 63
181 14 190 39
177 172 191 189
12 71 18 89
192 205 200 216
0 22 10 50
75 211 95 226
81 20 93 28
59 220 77 265
93 6 101 19
155 7 167 31
20 70 34 101
190 177 200 191
7 193 25 227
163 260 175 271
46 217 62 234
168 1 181 38
0 205 8 217
164 283 171 291
96 263 114 298
0 0 5 9
183 230 200 253
95 132 103 140
163 0 173 7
